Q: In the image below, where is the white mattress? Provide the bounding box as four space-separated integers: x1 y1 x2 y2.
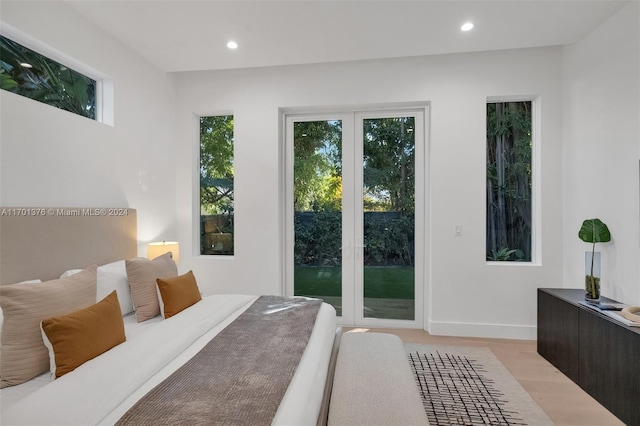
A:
0 294 336 425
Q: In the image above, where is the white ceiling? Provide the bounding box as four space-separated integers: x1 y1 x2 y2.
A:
64 0 629 73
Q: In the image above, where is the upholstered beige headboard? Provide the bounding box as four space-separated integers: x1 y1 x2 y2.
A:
0 207 137 285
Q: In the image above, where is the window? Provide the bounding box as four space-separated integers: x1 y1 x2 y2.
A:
486 100 533 262
200 115 234 255
0 35 97 120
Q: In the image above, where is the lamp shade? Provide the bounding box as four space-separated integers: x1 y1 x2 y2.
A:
148 241 180 265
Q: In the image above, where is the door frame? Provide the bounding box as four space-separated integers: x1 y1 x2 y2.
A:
283 104 430 329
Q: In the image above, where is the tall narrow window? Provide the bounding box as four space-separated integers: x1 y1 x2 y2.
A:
0 35 97 120
486 101 532 262
200 115 234 255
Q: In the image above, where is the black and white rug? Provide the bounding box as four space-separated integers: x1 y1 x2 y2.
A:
405 344 553 426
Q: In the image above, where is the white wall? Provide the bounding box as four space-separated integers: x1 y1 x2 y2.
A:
562 2 640 306
176 47 565 339
0 1 178 254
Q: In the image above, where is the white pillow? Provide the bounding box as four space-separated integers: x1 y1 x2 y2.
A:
40 322 56 378
61 261 134 315
156 285 166 319
96 261 134 315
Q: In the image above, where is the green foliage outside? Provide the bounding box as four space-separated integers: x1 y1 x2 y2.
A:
363 117 415 212
486 101 532 261
293 117 416 213
295 211 414 267
294 121 342 212
200 115 234 255
295 211 342 267
200 115 234 217
293 117 416 270
0 35 96 119
487 247 518 261
362 213 414 266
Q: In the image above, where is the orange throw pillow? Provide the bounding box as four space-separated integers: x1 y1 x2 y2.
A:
156 270 202 319
41 291 126 378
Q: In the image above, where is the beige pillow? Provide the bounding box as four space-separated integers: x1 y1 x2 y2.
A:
42 290 125 378
156 270 202 319
126 253 178 322
0 266 97 388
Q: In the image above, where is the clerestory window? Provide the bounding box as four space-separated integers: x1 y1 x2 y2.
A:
0 35 97 120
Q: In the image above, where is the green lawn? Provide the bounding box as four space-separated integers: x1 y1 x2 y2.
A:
294 266 414 299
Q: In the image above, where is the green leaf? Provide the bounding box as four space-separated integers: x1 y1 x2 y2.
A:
578 218 611 244
487 247 517 261
0 72 18 91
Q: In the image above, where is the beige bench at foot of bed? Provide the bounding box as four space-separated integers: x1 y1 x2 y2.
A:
327 332 430 426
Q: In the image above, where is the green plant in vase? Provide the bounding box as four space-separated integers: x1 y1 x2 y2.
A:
578 218 611 300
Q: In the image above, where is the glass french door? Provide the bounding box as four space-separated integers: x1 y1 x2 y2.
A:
285 109 425 327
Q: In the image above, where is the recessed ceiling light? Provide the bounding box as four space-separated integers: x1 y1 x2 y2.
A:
461 22 474 32
226 41 238 49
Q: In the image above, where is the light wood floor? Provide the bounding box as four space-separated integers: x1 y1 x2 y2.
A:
345 327 624 426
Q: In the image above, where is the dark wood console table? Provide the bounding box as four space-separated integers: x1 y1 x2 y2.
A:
537 288 640 425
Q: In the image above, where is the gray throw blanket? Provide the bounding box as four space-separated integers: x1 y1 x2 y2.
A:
116 296 322 425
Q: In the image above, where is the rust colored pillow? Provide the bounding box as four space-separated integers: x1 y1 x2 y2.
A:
41 291 125 378
156 270 202 319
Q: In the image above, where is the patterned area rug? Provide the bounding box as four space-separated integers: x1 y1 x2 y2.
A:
405 344 553 426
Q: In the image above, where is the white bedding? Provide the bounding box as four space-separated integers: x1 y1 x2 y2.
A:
0 311 164 409
1 294 336 426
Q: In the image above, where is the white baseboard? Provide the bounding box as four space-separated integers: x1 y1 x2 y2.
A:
426 320 537 341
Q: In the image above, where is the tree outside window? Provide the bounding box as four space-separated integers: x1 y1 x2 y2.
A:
486 101 532 262
200 115 234 255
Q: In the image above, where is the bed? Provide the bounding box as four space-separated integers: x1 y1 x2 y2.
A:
0 208 339 425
